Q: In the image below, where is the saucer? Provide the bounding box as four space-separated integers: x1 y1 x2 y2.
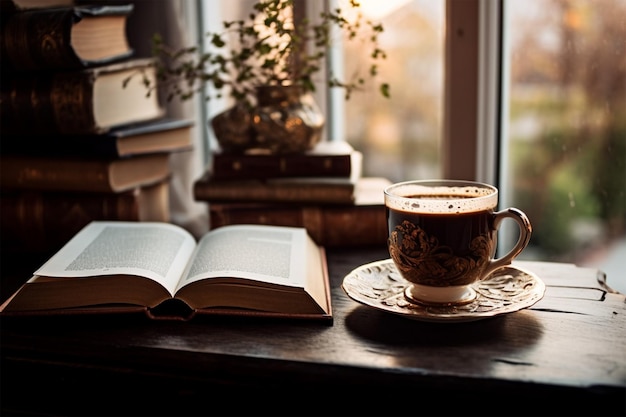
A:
341 259 546 323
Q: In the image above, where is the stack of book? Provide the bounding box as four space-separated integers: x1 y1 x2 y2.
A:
0 2 195 253
193 141 391 247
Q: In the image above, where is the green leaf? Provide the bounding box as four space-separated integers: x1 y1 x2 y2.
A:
380 83 390 98
211 34 225 48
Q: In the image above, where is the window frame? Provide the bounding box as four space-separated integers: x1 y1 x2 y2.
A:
443 0 502 185
197 0 502 184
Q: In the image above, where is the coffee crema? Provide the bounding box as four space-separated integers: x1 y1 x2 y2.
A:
405 194 480 200
385 184 498 215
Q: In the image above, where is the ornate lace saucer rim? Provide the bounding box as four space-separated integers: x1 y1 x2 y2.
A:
341 259 546 323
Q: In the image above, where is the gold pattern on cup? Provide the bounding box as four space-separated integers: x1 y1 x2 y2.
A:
388 220 495 305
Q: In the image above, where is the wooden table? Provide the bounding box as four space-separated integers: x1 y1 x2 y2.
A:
1 246 625 416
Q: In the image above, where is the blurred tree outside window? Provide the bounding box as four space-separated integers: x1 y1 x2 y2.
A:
500 0 625 292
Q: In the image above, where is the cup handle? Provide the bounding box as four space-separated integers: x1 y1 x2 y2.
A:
484 208 533 277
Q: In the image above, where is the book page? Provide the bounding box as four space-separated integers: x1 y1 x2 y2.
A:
34 221 197 296
177 225 307 291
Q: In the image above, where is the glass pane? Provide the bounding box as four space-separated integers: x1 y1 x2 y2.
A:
501 0 626 293
342 0 445 182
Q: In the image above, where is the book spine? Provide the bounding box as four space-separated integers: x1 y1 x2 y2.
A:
1 71 98 134
209 204 388 247
0 134 123 158
1 7 81 71
1 4 134 71
195 179 356 205
1 118 195 158
0 189 141 252
211 153 353 179
1 156 113 192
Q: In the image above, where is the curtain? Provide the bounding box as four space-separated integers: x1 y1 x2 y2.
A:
126 0 209 238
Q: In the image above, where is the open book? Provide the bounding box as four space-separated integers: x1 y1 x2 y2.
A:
0 221 332 321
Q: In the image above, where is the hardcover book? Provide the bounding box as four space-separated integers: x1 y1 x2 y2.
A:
0 221 332 322
0 153 172 193
1 4 134 71
210 141 362 180
1 180 170 253
0 57 164 135
0 0 74 11
209 177 391 247
194 168 362 205
1 118 195 158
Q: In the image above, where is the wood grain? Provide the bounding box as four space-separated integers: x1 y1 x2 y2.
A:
1 246 624 416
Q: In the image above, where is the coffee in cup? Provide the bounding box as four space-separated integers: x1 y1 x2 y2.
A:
384 179 532 306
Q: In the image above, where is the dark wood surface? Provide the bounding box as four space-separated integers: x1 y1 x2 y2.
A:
1 245 625 416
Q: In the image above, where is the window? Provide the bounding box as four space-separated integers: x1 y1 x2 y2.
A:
197 0 626 293
499 0 626 292
340 0 445 182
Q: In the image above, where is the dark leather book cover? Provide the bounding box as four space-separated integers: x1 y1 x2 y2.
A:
1 118 194 158
0 58 164 135
0 181 170 253
0 153 171 193
194 170 358 205
211 143 361 180
1 3 134 71
208 177 391 247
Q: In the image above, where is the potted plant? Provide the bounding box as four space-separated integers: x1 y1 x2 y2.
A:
139 0 389 154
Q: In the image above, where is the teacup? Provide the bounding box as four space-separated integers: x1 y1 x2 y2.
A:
384 179 532 306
